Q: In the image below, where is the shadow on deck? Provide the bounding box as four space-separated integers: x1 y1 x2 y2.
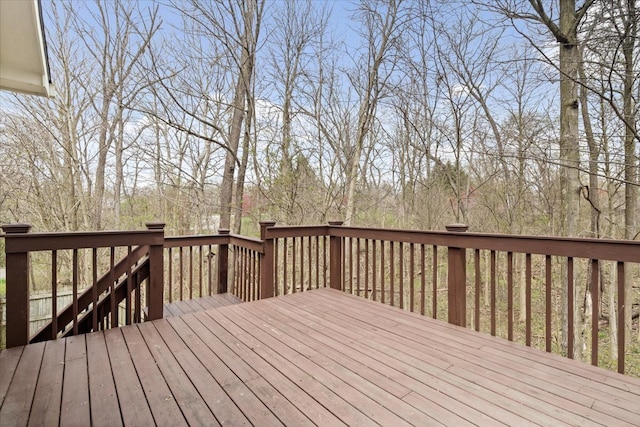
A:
1 288 639 426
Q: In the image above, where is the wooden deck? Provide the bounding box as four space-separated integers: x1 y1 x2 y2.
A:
162 293 244 317
1 289 639 426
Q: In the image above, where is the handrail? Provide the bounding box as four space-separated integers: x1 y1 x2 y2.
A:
327 226 640 262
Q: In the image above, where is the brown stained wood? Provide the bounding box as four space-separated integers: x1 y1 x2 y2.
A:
120 325 188 427
153 319 250 426
204 308 375 427
86 332 122 427
28 339 65 427
3 288 640 427
272 294 503 425
60 335 90 426
292 290 640 423
242 301 443 426
244 376 314 426
217 305 414 427
161 293 245 318
0 346 23 406
313 289 640 414
103 328 155 426
183 313 344 426
0 342 44 426
136 321 218 426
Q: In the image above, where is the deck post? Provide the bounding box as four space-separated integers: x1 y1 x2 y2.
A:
259 221 277 299
2 223 32 348
146 222 165 321
218 229 230 293
446 224 468 327
328 220 344 291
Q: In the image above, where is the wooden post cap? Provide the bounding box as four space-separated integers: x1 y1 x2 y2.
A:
145 221 166 230
1 223 32 233
445 223 469 232
328 220 344 226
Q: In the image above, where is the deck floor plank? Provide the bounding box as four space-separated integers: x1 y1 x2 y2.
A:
136 321 219 426
216 303 420 427
86 331 123 427
120 324 188 427
103 328 155 427
27 339 65 427
251 297 484 427
60 335 91 426
274 293 525 426
152 318 253 426
236 300 446 426
167 314 311 427
203 307 378 426
301 290 630 425
2 288 640 426
0 346 23 407
307 289 640 424
184 312 344 426
286 292 543 425
0 342 45 426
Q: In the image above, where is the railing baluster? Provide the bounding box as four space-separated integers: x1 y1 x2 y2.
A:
208 245 212 296
300 236 305 292
323 235 328 289
179 246 184 301
315 236 320 290
189 245 193 300
364 239 370 299
126 246 132 325
409 243 415 313
52 250 58 340
474 249 480 332
390 241 395 307
275 238 280 296
617 261 625 374
545 255 552 352
507 251 513 341
432 246 437 320
199 245 203 298
357 238 361 297
381 241 386 305
420 244 425 316
292 237 297 294
283 237 288 294
110 247 116 328
491 250 496 336
399 241 404 309
526 253 532 346
372 240 377 302
568 257 574 359
72 248 79 335
92 247 98 332
591 259 599 366
168 247 173 303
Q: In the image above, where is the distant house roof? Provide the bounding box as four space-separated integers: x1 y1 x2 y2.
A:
0 0 54 97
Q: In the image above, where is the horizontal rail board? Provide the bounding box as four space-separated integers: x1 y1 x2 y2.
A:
4 231 163 253
329 227 640 262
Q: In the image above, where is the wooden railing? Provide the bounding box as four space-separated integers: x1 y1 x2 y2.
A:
2 220 638 376
1 222 165 348
257 222 639 375
162 229 263 303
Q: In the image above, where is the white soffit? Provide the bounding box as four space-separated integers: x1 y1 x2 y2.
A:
0 0 54 97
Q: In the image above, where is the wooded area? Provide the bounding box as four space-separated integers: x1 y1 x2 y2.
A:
0 0 638 367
